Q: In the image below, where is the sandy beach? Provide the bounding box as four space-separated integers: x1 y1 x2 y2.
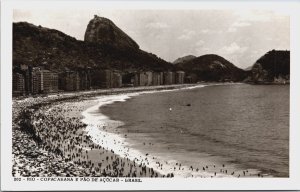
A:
12 83 266 178
81 85 263 178
12 84 201 177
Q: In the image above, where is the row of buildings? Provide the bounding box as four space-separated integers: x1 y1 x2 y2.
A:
13 65 186 97
133 71 185 86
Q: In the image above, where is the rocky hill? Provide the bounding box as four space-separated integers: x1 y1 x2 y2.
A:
173 55 196 65
175 54 247 82
13 18 174 72
244 66 252 71
251 50 290 84
84 15 139 50
13 16 256 83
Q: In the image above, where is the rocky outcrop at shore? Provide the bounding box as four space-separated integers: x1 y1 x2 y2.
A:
250 50 290 84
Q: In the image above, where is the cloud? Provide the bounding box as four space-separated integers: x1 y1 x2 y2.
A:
194 40 210 55
232 21 251 27
266 37 273 41
177 29 196 40
219 42 248 55
196 40 205 46
200 29 223 34
194 40 207 55
13 10 32 20
227 21 251 33
227 27 237 33
227 10 276 33
200 29 210 34
195 47 211 56
145 22 169 29
232 10 273 23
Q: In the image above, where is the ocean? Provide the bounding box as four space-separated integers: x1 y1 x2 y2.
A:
84 83 289 177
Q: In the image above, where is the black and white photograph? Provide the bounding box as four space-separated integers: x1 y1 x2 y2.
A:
1 0 300 191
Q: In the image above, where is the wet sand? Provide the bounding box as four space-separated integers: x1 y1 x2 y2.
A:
13 85 196 177
12 83 266 178
81 88 264 178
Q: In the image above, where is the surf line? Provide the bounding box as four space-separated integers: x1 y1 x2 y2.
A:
81 84 232 177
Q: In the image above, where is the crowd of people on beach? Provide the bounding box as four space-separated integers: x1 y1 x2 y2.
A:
33 102 168 177
12 94 169 177
12 85 265 178
12 97 84 177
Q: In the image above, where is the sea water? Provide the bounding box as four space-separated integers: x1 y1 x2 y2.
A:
85 84 289 177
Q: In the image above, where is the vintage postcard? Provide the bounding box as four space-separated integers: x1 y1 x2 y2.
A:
1 0 300 191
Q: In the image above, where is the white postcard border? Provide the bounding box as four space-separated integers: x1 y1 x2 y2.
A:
1 0 300 191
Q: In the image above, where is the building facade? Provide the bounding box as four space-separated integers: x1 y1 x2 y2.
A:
152 72 163 86
134 72 148 86
163 71 174 85
175 71 185 84
91 69 122 89
112 71 122 88
31 67 59 94
13 72 25 96
145 71 153 86
42 70 58 93
79 69 91 90
59 70 80 91
31 67 42 94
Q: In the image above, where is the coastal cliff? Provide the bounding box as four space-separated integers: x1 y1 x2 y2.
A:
250 50 290 84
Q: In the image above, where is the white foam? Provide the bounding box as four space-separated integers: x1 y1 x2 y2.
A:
81 84 235 177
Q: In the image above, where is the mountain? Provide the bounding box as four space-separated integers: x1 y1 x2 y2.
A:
251 50 290 83
244 66 253 71
84 15 139 50
13 17 174 72
173 55 196 64
175 54 247 82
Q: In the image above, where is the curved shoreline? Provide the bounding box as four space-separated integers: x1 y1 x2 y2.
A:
81 84 239 178
12 84 206 177
12 83 266 177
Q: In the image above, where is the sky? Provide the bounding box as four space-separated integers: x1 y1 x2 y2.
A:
13 9 290 69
